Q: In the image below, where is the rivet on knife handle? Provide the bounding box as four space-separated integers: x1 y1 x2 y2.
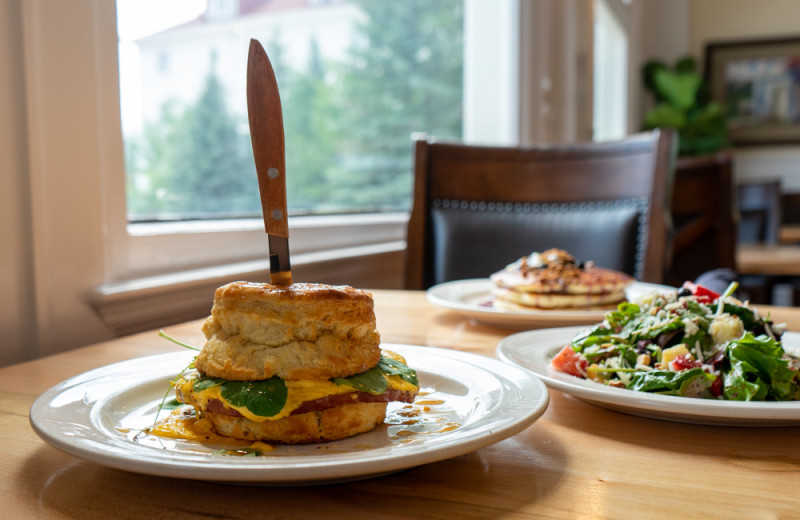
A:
247 38 292 286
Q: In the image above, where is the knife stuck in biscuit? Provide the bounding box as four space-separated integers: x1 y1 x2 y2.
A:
247 38 292 287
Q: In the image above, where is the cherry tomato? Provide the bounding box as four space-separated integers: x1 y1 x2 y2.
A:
710 375 723 397
551 345 588 377
681 281 720 304
669 353 699 371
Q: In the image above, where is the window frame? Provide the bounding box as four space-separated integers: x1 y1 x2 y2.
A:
19 0 592 343
106 0 525 283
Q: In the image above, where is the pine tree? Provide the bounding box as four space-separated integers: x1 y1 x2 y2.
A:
131 63 259 218
282 38 340 213
168 62 259 216
329 0 464 211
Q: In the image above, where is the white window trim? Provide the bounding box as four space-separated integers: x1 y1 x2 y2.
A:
20 0 590 348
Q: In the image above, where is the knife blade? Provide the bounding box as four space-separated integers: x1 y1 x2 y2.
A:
247 38 293 286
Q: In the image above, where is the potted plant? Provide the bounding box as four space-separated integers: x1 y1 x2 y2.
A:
642 56 728 156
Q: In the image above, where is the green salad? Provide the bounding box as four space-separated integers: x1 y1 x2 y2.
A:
551 282 800 400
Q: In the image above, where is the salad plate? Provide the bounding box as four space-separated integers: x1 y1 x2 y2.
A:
496 326 800 426
30 345 548 485
427 279 673 328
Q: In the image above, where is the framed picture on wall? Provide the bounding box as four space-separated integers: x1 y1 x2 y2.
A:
705 37 800 145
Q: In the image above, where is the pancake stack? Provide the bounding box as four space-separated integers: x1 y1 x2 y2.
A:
490 249 634 311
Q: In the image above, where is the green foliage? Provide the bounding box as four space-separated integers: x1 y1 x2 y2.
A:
126 67 259 219
332 0 464 211
125 1 464 220
642 57 729 156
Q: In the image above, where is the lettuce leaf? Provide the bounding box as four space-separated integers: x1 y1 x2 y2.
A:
723 333 800 401
628 367 716 397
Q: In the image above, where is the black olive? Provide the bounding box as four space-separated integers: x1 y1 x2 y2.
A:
677 288 692 297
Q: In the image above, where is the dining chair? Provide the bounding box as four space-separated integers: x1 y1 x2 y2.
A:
736 179 783 304
737 179 782 245
404 130 676 290
664 152 737 287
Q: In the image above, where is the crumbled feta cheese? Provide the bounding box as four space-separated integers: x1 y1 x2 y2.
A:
710 314 744 345
682 317 699 337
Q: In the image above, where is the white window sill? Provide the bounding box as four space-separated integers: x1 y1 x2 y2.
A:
92 240 407 336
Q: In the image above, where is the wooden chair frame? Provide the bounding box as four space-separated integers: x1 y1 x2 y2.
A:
404 130 676 289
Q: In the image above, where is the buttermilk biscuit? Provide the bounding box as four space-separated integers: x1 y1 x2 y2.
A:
204 402 387 444
490 249 633 310
196 282 381 381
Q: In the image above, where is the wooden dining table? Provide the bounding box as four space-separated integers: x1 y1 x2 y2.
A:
5 289 800 519
737 243 800 276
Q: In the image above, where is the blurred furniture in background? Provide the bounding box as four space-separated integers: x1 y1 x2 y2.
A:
737 180 782 245
780 224 800 244
404 130 676 290
781 193 800 225
664 152 737 288
735 179 782 304
780 192 800 244
737 243 800 306
780 192 800 304
737 245 800 277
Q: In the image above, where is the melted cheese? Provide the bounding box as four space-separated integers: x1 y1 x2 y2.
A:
150 409 233 443
148 409 275 452
177 370 417 424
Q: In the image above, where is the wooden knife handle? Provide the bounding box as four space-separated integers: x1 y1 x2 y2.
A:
248 39 289 238
257 164 289 238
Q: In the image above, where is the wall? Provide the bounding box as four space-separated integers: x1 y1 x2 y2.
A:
635 0 690 130
0 0 35 366
689 0 800 191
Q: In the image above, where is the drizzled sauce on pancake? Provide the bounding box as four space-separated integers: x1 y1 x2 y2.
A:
490 248 633 310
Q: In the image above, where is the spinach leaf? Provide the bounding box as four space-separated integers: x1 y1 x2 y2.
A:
333 366 388 394
193 377 226 391
159 398 183 411
219 378 288 417
628 367 715 397
606 302 640 329
622 314 684 342
333 355 419 394
378 356 419 386
572 332 616 351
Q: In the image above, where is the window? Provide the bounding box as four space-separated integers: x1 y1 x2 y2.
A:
117 0 465 222
592 0 629 141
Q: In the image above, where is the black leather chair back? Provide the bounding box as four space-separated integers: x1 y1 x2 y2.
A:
429 198 647 283
405 131 676 290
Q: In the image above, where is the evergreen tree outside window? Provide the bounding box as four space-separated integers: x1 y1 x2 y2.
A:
118 0 464 222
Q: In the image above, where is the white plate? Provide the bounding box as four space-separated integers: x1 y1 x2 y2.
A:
496 327 800 427
427 279 673 329
30 345 548 485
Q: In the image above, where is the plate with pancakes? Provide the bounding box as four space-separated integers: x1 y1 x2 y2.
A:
428 249 674 328
31 281 549 485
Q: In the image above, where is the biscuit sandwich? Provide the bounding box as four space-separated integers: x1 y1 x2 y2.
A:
490 248 633 311
174 281 419 444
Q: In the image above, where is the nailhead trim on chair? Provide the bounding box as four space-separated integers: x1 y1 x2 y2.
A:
431 197 649 279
